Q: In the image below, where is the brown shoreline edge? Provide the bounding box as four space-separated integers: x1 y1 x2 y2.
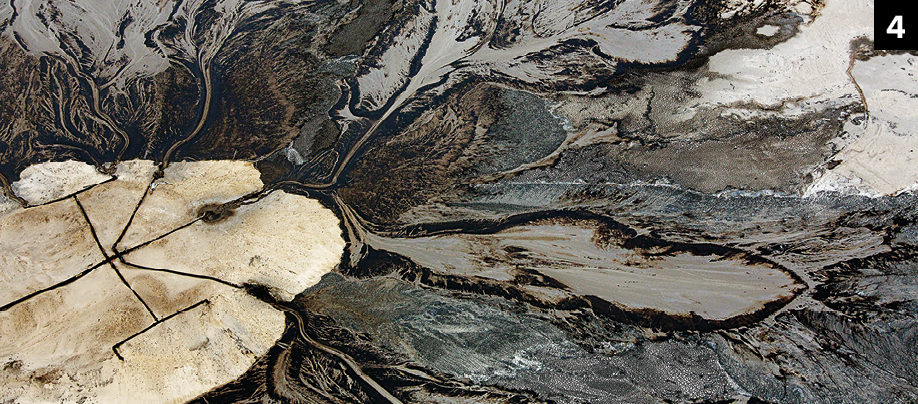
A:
345 213 808 333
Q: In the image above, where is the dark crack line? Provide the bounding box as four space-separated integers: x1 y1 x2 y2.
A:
76 178 247 359
28 176 117 208
112 178 152 252
114 179 267 256
118 259 241 289
75 195 159 322
116 217 202 256
74 195 109 257
0 194 127 312
2 173 270 356
108 262 159 321
112 299 210 361
113 186 275 256
0 261 106 311
0 211 203 315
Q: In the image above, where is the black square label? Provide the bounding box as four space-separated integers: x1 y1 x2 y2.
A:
875 1 918 50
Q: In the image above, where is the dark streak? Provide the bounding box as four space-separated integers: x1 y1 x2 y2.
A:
119 259 241 289
29 176 116 208
75 195 159 322
0 262 106 312
108 262 159 321
112 299 211 360
112 178 152 252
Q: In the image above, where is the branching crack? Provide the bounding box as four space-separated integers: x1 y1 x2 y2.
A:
0 262 106 312
75 195 158 321
1 181 251 359
107 262 159 321
112 299 211 361
31 176 117 208
112 178 152 252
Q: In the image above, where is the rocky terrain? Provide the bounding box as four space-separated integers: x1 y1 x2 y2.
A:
1 0 917 402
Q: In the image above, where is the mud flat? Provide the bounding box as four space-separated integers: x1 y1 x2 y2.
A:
363 216 804 327
0 160 344 403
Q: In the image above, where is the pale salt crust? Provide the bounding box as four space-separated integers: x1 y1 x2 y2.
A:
805 53 918 196
696 0 871 115
690 0 918 196
0 160 345 404
756 25 780 36
12 161 111 205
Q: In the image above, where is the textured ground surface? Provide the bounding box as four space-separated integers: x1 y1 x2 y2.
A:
0 161 344 403
1 0 917 403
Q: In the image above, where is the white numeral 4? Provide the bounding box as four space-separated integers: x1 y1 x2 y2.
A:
888 15 905 39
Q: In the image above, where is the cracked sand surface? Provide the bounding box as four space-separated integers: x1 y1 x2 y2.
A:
0 160 345 403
